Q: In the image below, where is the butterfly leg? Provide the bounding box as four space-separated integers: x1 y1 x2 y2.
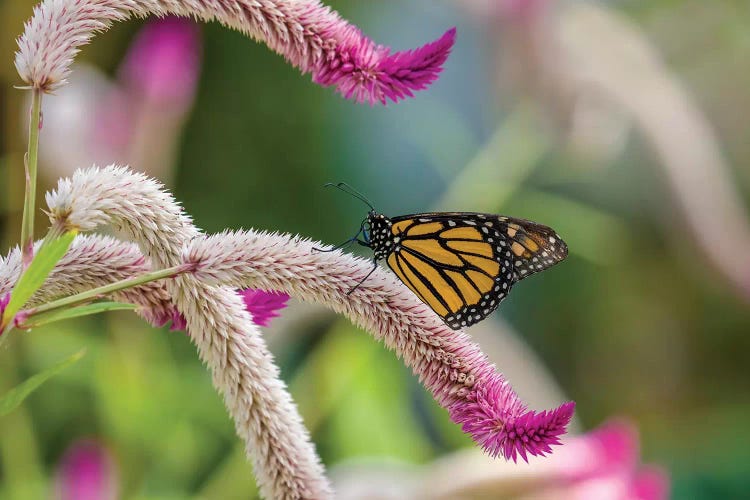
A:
311 237 358 253
312 221 369 253
346 259 379 295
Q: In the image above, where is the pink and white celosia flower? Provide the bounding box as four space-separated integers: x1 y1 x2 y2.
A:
46 165 331 499
42 166 573 496
0 235 174 327
15 0 455 105
183 226 575 462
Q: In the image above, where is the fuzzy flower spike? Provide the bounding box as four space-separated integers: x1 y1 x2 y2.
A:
46 166 331 499
46 166 574 467
15 0 455 105
187 228 575 463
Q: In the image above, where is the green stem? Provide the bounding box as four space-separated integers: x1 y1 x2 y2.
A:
33 221 67 257
21 263 192 320
21 89 43 269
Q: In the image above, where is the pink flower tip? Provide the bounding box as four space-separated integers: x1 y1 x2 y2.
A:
239 289 290 327
450 376 575 462
314 27 457 105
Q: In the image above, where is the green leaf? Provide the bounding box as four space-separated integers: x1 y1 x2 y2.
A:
2 229 77 326
21 302 137 328
0 349 86 417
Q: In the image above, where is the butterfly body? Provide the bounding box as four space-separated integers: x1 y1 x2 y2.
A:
362 211 567 329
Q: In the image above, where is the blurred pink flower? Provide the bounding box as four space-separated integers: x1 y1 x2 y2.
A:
239 289 290 327
523 420 670 500
55 439 118 500
461 0 545 20
166 307 188 332
119 16 201 108
37 16 202 183
335 418 669 499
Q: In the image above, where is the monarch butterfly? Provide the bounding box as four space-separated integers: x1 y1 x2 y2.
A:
323 183 568 329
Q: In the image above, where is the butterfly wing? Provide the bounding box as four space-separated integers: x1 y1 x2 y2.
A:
382 213 566 329
491 215 568 281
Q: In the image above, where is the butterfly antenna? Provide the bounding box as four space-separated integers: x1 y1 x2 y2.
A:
324 182 375 211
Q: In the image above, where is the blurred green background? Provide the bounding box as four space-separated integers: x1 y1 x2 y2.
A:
1 0 749 498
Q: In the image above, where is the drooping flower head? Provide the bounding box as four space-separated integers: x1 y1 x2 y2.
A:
450 376 575 462
314 26 456 104
15 0 455 105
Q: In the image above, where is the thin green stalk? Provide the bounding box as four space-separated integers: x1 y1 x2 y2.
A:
20 263 192 321
38 221 66 253
21 89 43 269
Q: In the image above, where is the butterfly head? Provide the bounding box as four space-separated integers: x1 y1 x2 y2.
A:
364 210 393 260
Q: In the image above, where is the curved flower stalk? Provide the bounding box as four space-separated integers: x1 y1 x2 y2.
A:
15 0 455 105
46 166 574 467
46 166 330 499
184 228 575 461
0 234 173 327
0 234 291 331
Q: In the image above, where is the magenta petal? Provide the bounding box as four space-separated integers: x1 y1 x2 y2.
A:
0 292 9 317
147 306 187 332
155 290 288 332
239 289 290 327
169 309 188 331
